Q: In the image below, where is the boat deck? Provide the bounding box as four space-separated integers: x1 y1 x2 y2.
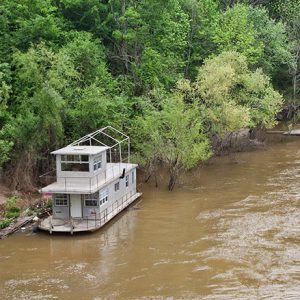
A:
39 192 142 234
41 163 137 194
283 129 300 136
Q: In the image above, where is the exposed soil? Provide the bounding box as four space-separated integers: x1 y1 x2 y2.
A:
0 183 10 205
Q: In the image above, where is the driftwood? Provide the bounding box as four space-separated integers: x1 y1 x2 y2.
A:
0 216 34 239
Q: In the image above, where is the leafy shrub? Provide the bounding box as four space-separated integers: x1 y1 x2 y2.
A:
45 199 52 208
5 196 19 210
5 208 20 219
0 219 11 229
27 208 36 216
4 197 21 219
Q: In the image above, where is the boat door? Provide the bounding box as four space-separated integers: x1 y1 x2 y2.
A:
70 194 82 218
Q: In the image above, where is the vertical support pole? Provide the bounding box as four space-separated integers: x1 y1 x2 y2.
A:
128 138 130 163
119 143 122 174
49 216 53 234
70 217 73 235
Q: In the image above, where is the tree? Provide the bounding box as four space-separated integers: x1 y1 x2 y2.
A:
5 43 78 190
133 93 211 190
248 6 293 79
0 64 13 167
213 4 263 64
261 0 300 105
0 0 63 59
178 51 283 136
181 0 220 78
59 31 114 90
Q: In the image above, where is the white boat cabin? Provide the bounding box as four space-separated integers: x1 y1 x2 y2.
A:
39 126 141 233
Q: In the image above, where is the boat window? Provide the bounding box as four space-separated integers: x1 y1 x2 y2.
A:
114 182 120 192
84 192 98 207
61 155 89 172
54 194 68 206
132 171 135 184
93 155 102 171
61 155 88 162
85 200 98 207
125 175 129 187
99 189 108 206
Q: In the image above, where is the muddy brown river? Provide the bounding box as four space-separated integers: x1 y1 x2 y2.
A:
1 139 300 299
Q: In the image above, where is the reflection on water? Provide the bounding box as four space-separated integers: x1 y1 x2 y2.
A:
1 140 300 299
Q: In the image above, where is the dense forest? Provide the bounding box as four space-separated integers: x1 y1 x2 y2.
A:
0 0 299 190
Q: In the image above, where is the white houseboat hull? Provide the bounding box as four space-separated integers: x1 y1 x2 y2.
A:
39 192 142 234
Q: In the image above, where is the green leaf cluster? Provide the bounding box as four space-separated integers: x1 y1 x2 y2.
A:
0 0 296 190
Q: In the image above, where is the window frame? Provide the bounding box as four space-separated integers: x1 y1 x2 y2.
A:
125 175 129 187
99 189 109 206
54 194 69 207
61 154 90 172
93 155 102 172
84 192 99 207
114 182 120 192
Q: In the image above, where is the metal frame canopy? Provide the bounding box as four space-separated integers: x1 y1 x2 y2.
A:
69 126 130 163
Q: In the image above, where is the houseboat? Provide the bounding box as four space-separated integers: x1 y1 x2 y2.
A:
39 126 142 234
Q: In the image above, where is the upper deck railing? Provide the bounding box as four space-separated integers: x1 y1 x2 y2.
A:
70 126 130 164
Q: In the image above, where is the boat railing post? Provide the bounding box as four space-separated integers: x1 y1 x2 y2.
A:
49 216 52 234
70 217 73 235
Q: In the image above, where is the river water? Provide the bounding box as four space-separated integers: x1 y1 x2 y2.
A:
0 139 300 299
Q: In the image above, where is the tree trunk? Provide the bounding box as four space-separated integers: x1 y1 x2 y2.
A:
121 0 129 73
292 46 300 104
168 173 177 191
168 164 179 191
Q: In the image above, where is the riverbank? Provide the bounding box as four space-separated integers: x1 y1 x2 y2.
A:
0 189 50 239
0 124 299 238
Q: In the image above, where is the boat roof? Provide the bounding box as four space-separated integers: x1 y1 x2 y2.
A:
51 145 109 155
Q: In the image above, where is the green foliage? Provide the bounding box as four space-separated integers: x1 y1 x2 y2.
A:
0 219 11 229
179 52 283 136
5 209 20 219
4 197 21 219
26 208 36 217
5 196 19 210
0 0 63 59
60 32 113 89
0 0 295 190
181 0 220 78
213 4 264 64
133 93 211 190
248 6 293 76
